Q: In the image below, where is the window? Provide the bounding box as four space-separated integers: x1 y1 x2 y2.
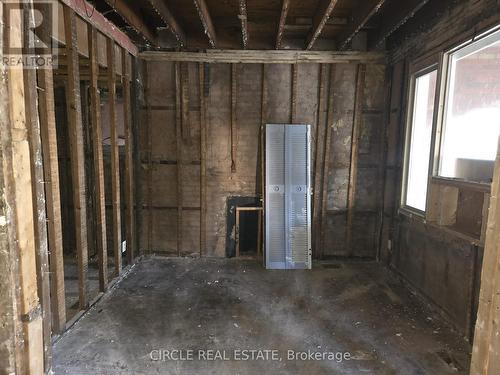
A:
403 68 438 212
438 29 500 182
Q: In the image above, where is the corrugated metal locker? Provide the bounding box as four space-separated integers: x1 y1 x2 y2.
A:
265 124 311 270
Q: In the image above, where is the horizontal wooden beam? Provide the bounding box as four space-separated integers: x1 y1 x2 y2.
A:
338 0 387 50
59 0 138 55
140 49 386 64
147 0 186 46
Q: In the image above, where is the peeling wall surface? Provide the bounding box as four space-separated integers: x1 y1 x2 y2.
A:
381 0 500 339
139 61 386 258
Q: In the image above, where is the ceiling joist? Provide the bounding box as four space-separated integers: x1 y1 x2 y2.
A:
338 0 387 50
238 0 249 49
276 0 291 50
147 0 186 47
370 0 431 49
305 0 340 50
103 0 158 46
193 0 217 48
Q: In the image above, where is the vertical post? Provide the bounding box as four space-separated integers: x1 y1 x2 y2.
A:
123 49 135 264
37 11 66 334
471 137 500 374
88 25 108 291
312 64 328 259
63 6 88 310
107 38 122 275
291 64 298 123
144 63 153 254
175 62 183 256
199 63 207 257
319 65 335 255
346 64 366 255
23 1 51 369
231 63 237 173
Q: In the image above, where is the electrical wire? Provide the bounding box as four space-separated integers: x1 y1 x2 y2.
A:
82 0 96 18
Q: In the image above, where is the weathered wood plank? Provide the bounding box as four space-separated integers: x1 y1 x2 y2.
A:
175 62 183 255
346 64 366 255
193 0 217 48
147 0 186 46
306 0 341 50
88 24 108 291
23 2 51 369
471 137 500 374
64 5 89 310
338 0 387 50
123 49 135 265
276 0 291 49
199 63 207 257
59 0 138 55
107 38 122 275
238 0 249 49
37 7 67 333
140 50 386 64
231 64 238 173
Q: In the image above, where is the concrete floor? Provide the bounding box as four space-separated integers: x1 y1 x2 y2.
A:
53 257 471 374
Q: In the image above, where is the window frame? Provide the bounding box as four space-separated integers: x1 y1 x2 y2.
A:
401 60 441 216
433 26 500 181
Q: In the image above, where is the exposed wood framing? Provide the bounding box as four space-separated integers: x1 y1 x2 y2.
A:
471 138 500 374
64 6 89 311
181 63 190 140
231 64 238 173
37 3 66 334
338 0 387 50
276 0 291 49
2 2 43 372
306 0 341 50
107 38 122 275
59 0 138 55
123 49 135 265
199 63 207 257
140 50 385 64
319 64 334 256
145 64 153 253
238 0 249 49
88 25 108 291
102 0 158 46
22 2 51 369
291 64 298 123
147 0 186 46
193 0 217 48
346 64 366 255
370 0 431 49
175 63 184 255
312 64 328 259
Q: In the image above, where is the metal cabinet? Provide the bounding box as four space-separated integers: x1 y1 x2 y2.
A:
264 124 312 269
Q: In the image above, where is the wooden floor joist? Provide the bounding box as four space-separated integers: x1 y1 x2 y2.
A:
107 38 123 276
346 64 366 255
88 24 108 291
63 5 89 311
123 49 135 265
